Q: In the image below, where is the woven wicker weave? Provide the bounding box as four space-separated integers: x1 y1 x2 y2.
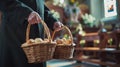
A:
52 26 74 59
21 20 56 63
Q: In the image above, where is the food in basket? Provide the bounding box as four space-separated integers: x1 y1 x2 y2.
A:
44 38 49 43
26 39 35 44
55 38 72 45
62 38 66 44
56 39 63 44
34 38 43 43
22 38 51 47
64 38 72 45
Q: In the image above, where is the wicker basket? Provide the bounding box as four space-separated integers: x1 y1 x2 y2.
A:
52 26 74 59
21 20 56 63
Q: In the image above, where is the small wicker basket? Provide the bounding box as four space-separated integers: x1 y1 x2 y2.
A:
52 26 74 59
21 20 56 63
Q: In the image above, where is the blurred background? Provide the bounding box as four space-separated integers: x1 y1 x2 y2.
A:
1 0 120 67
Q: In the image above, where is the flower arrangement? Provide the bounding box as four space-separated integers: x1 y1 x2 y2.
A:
52 0 79 7
68 0 77 5
79 40 86 47
81 13 96 27
108 38 113 46
75 24 86 36
50 10 60 19
53 0 65 7
94 40 100 47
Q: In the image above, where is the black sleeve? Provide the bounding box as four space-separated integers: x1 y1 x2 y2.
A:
44 5 58 30
0 0 33 24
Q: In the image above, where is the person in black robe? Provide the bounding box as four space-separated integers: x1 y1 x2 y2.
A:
0 0 62 67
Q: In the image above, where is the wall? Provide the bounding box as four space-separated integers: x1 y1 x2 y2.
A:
90 0 103 20
90 0 120 25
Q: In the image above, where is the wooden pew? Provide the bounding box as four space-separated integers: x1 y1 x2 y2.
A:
73 47 120 66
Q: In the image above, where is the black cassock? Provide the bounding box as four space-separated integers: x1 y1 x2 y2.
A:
0 0 57 67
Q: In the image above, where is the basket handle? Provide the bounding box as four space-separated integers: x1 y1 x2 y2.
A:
52 26 73 45
26 20 51 42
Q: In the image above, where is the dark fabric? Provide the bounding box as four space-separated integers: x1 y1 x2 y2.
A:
0 0 58 67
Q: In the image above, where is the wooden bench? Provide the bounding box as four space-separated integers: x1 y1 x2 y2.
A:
80 58 117 67
73 47 120 65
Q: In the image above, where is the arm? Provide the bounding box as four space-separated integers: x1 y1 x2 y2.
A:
44 5 59 30
0 0 33 24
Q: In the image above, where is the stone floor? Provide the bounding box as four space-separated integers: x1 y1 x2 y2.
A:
47 59 101 67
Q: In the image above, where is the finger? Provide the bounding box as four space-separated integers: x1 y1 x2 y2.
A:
29 17 38 24
36 14 41 23
28 11 41 24
28 13 35 21
28 18 35 24
32 16 40 24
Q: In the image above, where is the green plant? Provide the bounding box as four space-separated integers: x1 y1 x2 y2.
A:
50 10 60 19
81 13 96 27
108 38 113 46
94 40 99 46
79 40 86 47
